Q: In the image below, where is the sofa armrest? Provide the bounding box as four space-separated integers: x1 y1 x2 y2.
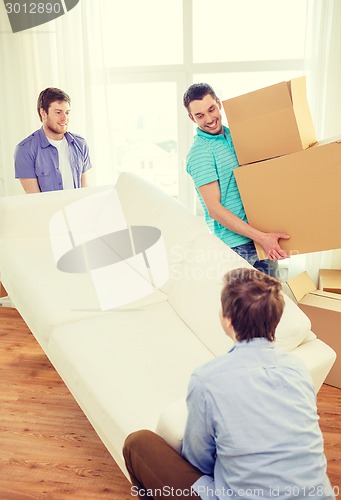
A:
155 399 188 453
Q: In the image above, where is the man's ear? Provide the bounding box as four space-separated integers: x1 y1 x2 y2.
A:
217 98 222 110
188 113 196 124
222 315 237 343
39 107 47 120
221 315 233 332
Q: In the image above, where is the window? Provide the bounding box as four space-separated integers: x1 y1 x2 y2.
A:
107 82 178 196
193 0 307 63
97 0 308 207
101 0 183 67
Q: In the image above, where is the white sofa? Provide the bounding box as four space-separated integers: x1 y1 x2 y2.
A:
0 172 336 476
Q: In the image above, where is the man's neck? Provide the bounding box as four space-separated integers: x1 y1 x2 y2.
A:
43 125 64 141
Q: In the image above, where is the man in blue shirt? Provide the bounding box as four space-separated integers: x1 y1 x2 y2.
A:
123 268 335 500
183 83 289 277
14 87 92 193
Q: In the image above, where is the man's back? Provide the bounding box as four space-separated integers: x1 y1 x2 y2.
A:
183 338 334 499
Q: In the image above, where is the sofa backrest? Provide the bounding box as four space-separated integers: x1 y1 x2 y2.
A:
0 185 111 240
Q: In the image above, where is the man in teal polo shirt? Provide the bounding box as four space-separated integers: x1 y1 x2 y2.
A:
183 83 289 277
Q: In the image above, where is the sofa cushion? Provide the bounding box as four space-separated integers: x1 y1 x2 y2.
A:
46 301 215 468
273 293 312 351
167 233 248 356
167 233 312 355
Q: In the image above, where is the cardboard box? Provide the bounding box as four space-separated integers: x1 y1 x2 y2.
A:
287 271 340 388
319 269 341 295
222 76 317 165
234 137 341 260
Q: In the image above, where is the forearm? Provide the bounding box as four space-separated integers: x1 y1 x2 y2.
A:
198 181 289 259
81 171 90 187
19 178 41 194
210 203 289 259
208 203 265 244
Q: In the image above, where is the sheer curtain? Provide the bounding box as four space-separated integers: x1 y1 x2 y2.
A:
287 0 341 281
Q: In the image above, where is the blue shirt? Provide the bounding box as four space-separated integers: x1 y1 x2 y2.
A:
14 127 92 192
182 338 335 500
186 126 251 248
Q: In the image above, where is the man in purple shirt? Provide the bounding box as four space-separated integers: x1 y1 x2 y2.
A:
14 87 92 193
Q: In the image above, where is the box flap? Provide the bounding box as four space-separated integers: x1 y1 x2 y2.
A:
310 290 341 301
288 76 307 105
287 272 317 302
289 76 317 149
300 290 341 312
319 269 341 294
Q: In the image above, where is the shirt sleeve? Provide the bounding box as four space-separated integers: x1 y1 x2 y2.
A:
181 373 216 475
191 475 218 500
14 143 37 179
186 148 218 189
81 140 92 173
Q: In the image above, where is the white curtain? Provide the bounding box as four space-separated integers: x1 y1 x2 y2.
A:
304 0 341 140
286 0 341 282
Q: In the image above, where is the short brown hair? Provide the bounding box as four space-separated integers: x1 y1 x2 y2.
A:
183 83 218 112
37 87 71 121
221 268 284 342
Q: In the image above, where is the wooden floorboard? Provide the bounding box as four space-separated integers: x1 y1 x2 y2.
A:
0 307 340 499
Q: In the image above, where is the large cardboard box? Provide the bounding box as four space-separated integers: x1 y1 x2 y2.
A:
319 269 341 295
287 272 340 388
234 137 341 260
222 76 317 165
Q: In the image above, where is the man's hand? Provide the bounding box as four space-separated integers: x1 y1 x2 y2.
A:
257 232 290 261
198 181 290 260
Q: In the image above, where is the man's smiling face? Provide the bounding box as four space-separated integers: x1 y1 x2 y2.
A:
40 100 71 140
188 93 223 135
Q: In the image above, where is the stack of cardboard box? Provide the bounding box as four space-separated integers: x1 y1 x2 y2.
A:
222 76 341 260
223 81 341 387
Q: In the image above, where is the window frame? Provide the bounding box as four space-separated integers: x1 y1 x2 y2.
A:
105 0 307 212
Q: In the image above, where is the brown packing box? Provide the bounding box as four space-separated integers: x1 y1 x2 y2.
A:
234 137 341 260
319 269 341 295
287 271 340 388
222 76 317 165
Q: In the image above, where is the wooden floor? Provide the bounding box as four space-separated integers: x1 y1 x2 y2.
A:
0 307 132 500
0 307 340 499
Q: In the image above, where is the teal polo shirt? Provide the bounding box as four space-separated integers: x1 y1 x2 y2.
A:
186 125 251 248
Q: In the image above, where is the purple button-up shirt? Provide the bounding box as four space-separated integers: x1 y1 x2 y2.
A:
14 127 92 192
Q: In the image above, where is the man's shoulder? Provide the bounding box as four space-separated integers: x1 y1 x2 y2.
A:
17 129 42 147
186 135 216 169
66 131 88 146
190 133 216 152
187 128 230 160
193 353 230 381
275 347 310 373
